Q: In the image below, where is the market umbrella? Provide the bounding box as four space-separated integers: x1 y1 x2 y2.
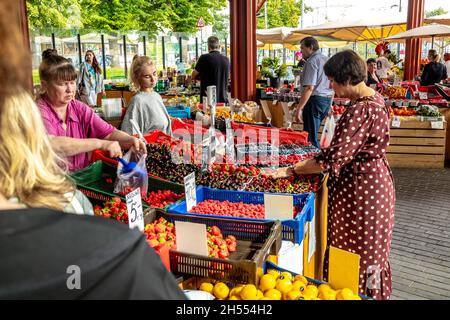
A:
256 27 303 44
292 16 408 44
386 24 450 48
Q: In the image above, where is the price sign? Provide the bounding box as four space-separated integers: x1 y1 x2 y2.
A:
419 92 428 100
264 194 293 220
393 77 401 87
207 85 217 108
209 127 216 165
391 116 401 128
202 97 208 112
126 188 144 232
184 172 197 211
370 84 377 89
175 221 208 256
431 121 444 129
225 118 236 162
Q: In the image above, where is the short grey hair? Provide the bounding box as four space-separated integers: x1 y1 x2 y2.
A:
208 36 220 50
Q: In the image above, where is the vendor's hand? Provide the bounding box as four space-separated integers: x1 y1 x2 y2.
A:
271 166 295 179
101 140 123 158
296 108 304 123
130 137 147 154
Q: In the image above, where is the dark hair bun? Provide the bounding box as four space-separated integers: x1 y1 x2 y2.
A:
42 49 58 60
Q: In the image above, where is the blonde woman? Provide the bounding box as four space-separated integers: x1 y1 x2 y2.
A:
121 55 172 135
0 90 93 214
421 49 448 86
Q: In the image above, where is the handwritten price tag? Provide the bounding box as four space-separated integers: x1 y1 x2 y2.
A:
391 116 401 128
126 188 144 232
419 92 428 100
184 172 197 212
431 121 444 130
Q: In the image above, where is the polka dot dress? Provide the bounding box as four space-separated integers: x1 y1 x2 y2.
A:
317 93 395 300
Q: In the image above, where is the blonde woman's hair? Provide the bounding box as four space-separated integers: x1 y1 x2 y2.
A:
130 55 155 92
0 90 75 210
428 49 441 62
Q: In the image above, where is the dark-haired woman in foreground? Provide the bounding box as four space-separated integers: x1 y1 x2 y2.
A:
275 50 395 300
37 53 145 171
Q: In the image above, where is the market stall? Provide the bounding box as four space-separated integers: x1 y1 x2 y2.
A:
68 120 360 299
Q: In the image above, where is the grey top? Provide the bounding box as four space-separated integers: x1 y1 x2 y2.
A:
77 62 105 94
121 91 172 136
301 50 333 97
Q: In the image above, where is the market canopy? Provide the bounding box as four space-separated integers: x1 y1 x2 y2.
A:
291 16 408 44
386 24 450 41
425 13 450 26
256 27 298 44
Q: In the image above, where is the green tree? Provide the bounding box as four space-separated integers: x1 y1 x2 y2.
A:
257 0 312 29
426 7 448 18
167 0 227 33
27 0 81 30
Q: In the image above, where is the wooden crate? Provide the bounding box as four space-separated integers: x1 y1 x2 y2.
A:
388 119 446 168
439 108 450 162
293 119 447 169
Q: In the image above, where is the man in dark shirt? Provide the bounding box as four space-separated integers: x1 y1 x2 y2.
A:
192 36 230 103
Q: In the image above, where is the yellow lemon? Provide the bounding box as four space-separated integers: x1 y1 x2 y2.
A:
350 295 362 300
303 285 319 298
259 274 277 292
285 290 303 300
228 295 240 300
319 289 337 300
229 287 243 298
256 290 264 300
267 270 280 280
199 282 214 294
276 278 293 294
264 289 282 300
294 275 308 285
240 284 258 300
336 288 354 300
280 271 293 281
213 282 230 300
318 284 332 295
292 280 307 292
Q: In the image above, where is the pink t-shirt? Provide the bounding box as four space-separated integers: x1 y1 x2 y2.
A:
38 96 115 172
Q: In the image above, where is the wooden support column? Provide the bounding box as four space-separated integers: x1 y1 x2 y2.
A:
404 0 425 81
230 0 257 102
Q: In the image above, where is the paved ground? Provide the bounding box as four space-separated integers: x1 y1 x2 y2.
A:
390 167 450 300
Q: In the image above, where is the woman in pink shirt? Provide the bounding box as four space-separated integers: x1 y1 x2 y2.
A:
37 52 145 172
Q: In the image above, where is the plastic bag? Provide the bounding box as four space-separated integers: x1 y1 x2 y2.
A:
320 116 336 149
114 150 148 196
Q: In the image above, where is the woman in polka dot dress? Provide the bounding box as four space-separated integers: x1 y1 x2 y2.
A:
274 50 395 300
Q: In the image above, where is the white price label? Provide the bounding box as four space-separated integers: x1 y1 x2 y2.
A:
419 92 428 100
126 188 144 232
391 116 401 128
175 221 208 256
207 85 217 108
264 194 293 220
370 84 377 89
287 101 295 107
272 100 278 105
431 121 444 130
225 119 236 162
184 172 197 211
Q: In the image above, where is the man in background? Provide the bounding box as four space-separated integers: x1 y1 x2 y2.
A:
376 49 393 81
295 37 333 148
192 36 230 104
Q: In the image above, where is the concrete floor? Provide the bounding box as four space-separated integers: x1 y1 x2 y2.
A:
389 167 450 300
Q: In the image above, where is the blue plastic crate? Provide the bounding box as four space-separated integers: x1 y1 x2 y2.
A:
168 186 315 244
167 105 190 119
264 261 371 300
